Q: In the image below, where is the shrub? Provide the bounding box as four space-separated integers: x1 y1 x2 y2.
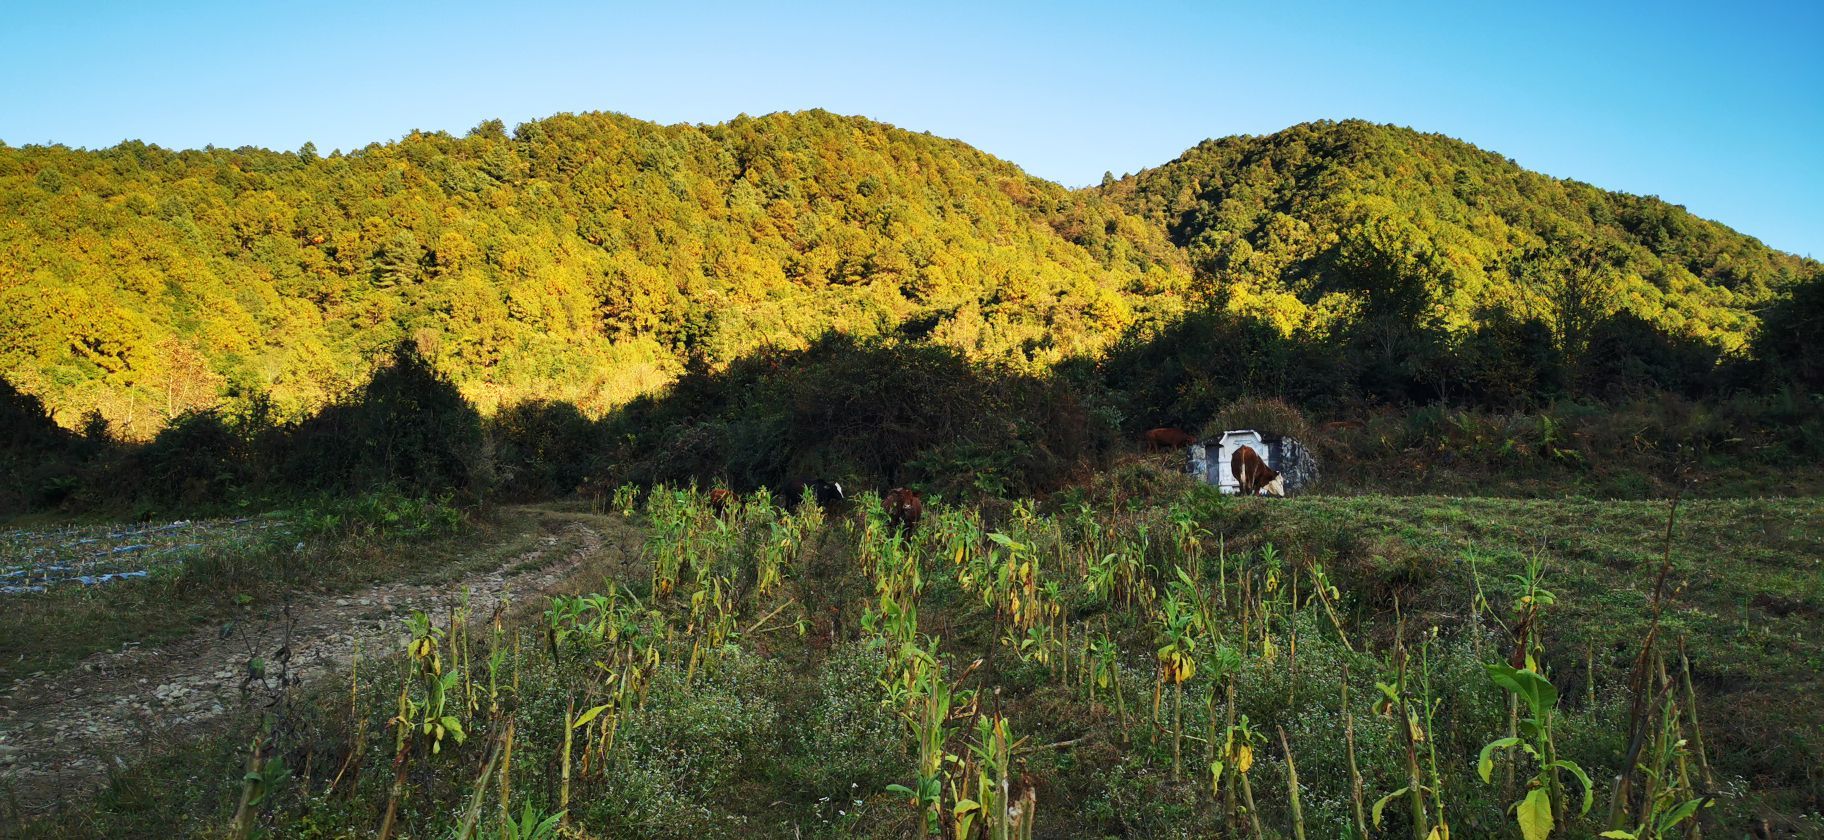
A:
0 379 84 513
487 400 604 501
1751 272 1824 393
586 650 781 838
280 341 487 499
130 410 247 507
791 642 906 798
603 333 1110 498
288 490 466 541
1208 396 1312 444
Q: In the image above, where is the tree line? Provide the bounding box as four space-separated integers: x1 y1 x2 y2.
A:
5 266 1818 516
2 112 1816 443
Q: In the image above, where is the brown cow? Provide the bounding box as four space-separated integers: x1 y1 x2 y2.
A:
884 487 923 535
708 488 735 516
1231 446 1286 497
1144 427 1198 451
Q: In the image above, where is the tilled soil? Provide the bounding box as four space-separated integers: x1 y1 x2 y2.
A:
0 514 613 810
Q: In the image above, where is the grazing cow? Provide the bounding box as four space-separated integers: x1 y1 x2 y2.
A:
708 488 734 516
1144 427 1199 451
1231 446 1286 497
883 487 923 535
789 479 846 509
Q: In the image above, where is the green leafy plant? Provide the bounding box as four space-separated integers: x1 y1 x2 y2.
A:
883 639 973 837
1477 664 1593 840
613 483 640 516
490 802 565 840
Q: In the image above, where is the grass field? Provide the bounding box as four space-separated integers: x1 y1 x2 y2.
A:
1257 494 1824 812
3 483 1819 838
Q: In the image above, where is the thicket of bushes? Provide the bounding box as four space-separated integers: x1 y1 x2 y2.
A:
600 333 1108 498
1067 274 1817 489
1308 392 1824 498
0 342 489 516
1084 283 1808 426
0 336 1114 516
4 269 1821 519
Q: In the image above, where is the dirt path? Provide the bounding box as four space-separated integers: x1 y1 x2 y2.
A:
0 510 621 809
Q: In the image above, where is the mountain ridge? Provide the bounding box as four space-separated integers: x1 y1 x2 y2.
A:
1 110 1814 436
1099 118 1813 346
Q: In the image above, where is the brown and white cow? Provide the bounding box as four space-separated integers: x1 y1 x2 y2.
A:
1231 445 1285 497
884 487 923 535
708 487 735 516
1144 427 1198 451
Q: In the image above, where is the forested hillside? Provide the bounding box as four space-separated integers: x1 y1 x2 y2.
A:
0 110 1190 437
1101 119 1814 351
1 112 1816 438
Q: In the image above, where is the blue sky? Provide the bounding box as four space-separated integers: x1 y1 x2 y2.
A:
3 1 1819 257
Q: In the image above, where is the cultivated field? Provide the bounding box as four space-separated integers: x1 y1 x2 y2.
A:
2 484 1820 838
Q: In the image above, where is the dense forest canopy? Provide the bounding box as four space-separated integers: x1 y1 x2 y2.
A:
1 112 1815 438
0 110 1191 437
1100 120 1815 349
